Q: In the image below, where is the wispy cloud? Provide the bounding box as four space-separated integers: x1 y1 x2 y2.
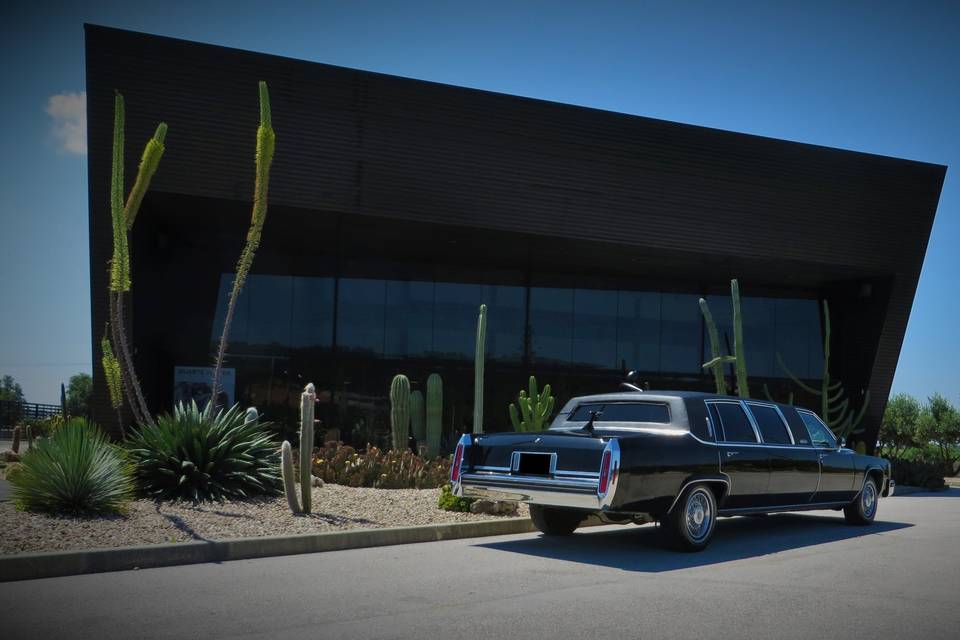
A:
46 91 87 155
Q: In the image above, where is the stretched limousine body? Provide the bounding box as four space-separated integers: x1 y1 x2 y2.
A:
451 391 893 551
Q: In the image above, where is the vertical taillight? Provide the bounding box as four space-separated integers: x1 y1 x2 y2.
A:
598 449 612 496
451 442 465 483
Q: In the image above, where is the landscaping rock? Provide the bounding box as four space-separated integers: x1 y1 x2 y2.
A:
311 476 324 487
469 500 518 516
0 450 20 463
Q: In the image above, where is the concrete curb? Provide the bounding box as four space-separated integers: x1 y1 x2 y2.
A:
0 517 539 583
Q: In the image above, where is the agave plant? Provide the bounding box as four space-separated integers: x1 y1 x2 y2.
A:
126 402 281 502
10 418 135 515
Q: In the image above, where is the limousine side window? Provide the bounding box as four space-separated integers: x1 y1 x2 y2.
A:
711 402 758 443
798 412 838 449
781 407 812 445
747 403 793 445
568 402 671 423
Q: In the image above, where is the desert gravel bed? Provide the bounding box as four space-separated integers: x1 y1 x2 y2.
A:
0 485 528 555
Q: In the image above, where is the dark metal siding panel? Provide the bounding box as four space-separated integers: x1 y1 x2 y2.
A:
84 25 946 445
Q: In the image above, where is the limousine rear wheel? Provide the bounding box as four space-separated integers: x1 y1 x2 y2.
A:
844 477 879 525
662 484 717 552
530 505 584 536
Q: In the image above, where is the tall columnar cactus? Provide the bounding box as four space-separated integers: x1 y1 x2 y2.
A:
699 279 749 397
26 425 34 450
390 374 411 451
425 373 443 459
244 407 259 426
299 384 315 514
473 304 487 434
509 376 555 432
410 390 426 443
281 440 301 515
106 92 167 428
730 280 750 398
770 300 871 439
210 81 276 413
11 426 20 454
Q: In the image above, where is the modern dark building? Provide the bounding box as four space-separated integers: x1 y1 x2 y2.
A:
85 25 945 452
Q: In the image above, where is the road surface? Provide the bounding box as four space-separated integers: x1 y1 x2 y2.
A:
3 491 959 639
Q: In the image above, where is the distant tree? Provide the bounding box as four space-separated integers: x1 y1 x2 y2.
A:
916 393 960 466
879 393 921 458
0 375 25 403
66 373 93 418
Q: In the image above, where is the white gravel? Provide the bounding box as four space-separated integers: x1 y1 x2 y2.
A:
0 485 528 555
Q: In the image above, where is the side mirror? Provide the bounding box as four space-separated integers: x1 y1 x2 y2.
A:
837 436 846 450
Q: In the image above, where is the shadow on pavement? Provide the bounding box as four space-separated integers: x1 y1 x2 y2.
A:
477 513 913 572
893 487 960 498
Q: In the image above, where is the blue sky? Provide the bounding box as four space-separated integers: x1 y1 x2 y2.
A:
0 1 957 404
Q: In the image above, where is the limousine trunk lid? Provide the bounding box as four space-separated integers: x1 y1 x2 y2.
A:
468 431 609 475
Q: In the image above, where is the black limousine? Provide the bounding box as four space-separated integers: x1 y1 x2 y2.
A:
451 391 894 551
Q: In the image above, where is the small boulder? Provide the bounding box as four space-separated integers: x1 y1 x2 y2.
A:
311 476 324 487
469 500 518 515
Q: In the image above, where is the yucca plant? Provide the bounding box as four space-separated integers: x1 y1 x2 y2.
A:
126 402 281 502
10 418 135 515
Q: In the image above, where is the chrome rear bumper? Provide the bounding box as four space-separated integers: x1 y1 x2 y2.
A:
455 472 604 510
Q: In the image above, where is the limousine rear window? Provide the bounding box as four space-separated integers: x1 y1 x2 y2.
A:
711 402 758 443
568 402 671 424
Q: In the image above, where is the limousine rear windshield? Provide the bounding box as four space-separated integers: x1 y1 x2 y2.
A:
567 402 671 424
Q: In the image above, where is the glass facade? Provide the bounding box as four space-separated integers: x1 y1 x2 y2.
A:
211 273 824 451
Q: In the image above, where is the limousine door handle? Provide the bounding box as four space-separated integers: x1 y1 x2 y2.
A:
726 451 739 457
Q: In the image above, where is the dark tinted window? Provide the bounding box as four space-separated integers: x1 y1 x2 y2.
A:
529 287 573 365
568 402 670 423
748 404 792 445
572 289 618 368
782 407 812 445
713 402 758 442
660 293 702 373
799 412 837 448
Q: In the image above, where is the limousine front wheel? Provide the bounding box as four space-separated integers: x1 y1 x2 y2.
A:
662 484 717 552
844 477 879 525
530 505 584 536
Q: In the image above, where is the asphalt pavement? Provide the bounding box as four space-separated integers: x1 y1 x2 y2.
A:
3 490 959 640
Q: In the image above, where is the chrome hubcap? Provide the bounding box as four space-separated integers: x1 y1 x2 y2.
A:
862 482 877 518
685 490 712 541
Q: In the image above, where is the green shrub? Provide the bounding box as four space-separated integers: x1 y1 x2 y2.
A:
890 458 948 490
10 418 134 514
126 402 281 502
312 442 450 489
437 483 474 512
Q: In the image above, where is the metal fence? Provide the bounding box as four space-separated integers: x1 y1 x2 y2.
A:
0 400 62 428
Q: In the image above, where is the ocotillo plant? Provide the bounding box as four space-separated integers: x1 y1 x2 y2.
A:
769 300 871 439
390 374 411 451
699 279 750 398
101 332 125 435
425 373 443 458
210 81 276 412
105 92 167 428
410 390 426 444
509 376 555 432
281 384 317 515
473 304 487 434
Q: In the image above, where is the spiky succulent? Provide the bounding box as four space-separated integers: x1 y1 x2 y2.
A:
126 402 281 502
10 418 135 515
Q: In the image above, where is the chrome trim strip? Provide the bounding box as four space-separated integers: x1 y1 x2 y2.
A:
460 472 597 491
688 430 823 451
474 465 511 472
458 484 602 510
719 501 849 515
666 478 731 514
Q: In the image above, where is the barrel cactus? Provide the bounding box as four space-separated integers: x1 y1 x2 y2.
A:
390 374 411 451
425 373 443 458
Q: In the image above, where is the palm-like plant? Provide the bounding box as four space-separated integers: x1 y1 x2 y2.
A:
10 418 135 514
126 402 281 502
